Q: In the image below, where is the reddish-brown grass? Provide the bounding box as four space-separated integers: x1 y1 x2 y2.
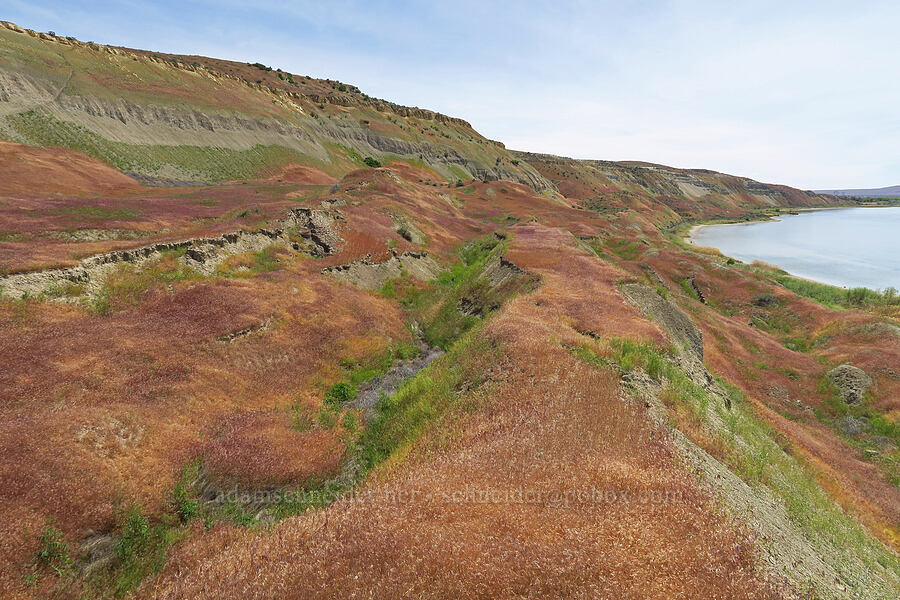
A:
0 150 894 596
145 226 781 599
0 141 139 198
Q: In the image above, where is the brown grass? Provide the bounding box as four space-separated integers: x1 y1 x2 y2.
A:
0 148 892 597
143 226 782 599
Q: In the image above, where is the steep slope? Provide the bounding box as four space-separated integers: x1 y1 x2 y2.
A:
0 21 549 189
515 151 843 223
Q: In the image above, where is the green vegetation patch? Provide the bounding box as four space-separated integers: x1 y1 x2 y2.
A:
80 462 200 597
0 231 24 242
388 235 536 350
8 110 309 181
41 280 86 301
54 206 140 220
213 245 289 279
35 523 71 576
259 325 496 521
814 376 900 488
319 340 420 409
768 271 899 310
604 237 644 261
357 326 496 473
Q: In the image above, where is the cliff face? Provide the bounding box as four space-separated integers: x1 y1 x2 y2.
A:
0 20 841 214
515 151 842 221
0 21 552 189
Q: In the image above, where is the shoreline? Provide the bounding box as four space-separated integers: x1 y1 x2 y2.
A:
683 206 900 292
684 205 854 246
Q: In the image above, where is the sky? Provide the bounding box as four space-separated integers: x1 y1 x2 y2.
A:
3 0 898 189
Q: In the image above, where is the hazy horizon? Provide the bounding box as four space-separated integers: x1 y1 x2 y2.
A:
4 0 898 190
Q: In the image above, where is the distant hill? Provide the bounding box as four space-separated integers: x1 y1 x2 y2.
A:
816 185 900 198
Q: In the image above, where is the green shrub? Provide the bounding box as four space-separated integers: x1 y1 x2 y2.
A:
36 525 70 575
770 272 900 309
99 505 179 598
363 156 382 168
169 463 200 523
378 279 397 298
116 507 150 561
324 382 357 407
342 411 358 433
250 246 280 273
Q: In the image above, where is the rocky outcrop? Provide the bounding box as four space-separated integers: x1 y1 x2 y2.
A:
751 293 780 308
390 214 426 245
217 317 274 342
826 364 873 405
287 207 343 256
640 263 667 289
456 254 538 317
620 283 710 386
482 256 528 289
0 208 341 299
512 150 838 211
685 275 707 304
323 251 442 290
181 229 284 275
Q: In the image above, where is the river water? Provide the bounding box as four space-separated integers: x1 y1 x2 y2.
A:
689 207 900 290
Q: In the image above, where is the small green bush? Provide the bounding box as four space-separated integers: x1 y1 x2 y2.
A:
116 508 150 561
169 466 200 523
342 411 358 433
102 505 179 597
363 156 382 168
378 279 396 298
324 382 357 407
36 525 70 575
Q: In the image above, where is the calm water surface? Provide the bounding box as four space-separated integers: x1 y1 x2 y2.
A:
690 207 900 290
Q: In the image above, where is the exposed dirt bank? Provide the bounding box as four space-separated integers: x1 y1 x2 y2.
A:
323 251 442 290
0 207 343 299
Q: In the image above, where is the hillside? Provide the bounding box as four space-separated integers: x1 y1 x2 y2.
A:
816 185 900 198
515 151 843 222
1 20 899 600
0 21 549 189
